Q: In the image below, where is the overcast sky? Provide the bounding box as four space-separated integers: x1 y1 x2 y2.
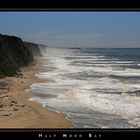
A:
0 12 140 48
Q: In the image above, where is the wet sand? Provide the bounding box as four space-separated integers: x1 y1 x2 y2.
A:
0 59 72 128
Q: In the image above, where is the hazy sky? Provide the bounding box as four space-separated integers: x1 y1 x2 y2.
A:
0 12 140 48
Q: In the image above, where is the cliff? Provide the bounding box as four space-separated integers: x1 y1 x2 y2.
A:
0 34 33 77
24 41 43 57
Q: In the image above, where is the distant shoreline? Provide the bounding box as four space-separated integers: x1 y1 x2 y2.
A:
0 58 72 128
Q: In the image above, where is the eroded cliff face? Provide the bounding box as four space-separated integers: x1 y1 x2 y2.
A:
24 42 43 57
0 34 33 77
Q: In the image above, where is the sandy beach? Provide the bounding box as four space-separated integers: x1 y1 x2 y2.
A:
0 59 72 128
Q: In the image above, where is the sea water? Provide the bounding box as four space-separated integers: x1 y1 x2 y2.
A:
28 47 140 128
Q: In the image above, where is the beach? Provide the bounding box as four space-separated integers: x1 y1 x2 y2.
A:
31 47 140 128
0 59 72 128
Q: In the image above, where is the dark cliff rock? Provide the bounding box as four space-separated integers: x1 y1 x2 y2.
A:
24 41 43 57
0 34 33 77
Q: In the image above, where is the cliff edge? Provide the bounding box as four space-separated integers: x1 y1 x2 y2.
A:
0 34 33 77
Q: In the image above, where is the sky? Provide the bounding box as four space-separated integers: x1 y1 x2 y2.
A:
0 12 140 48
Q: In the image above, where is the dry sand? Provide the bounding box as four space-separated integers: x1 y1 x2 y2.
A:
0 59 72 128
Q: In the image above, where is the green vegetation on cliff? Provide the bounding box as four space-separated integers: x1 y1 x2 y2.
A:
0 34 34 77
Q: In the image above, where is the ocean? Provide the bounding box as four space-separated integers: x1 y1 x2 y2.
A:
28 47 140 128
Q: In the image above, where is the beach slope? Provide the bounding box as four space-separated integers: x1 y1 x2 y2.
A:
0 60 72 128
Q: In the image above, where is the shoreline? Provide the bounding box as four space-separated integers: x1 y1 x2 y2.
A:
0 58 73 128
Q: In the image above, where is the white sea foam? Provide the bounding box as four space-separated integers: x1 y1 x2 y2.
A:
29 47 140 127
73 91 140 119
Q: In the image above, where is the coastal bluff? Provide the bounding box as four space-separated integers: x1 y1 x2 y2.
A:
0 34 45 77
24 41 42 57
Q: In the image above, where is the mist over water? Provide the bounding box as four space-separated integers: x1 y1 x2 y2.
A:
28 47 140 128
